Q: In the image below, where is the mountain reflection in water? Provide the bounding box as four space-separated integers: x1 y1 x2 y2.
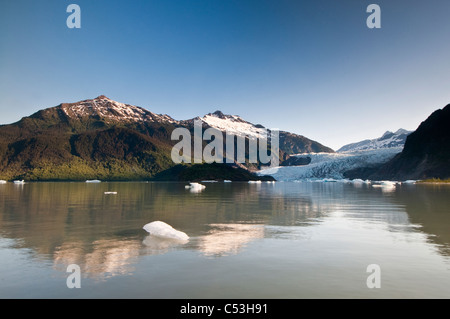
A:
0 181 449 298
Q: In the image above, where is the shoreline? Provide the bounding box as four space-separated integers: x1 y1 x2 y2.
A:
416 178 450 185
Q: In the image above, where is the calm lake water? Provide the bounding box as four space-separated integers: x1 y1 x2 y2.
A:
0 181 449 299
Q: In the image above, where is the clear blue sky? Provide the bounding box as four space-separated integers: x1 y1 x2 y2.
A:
1 0 450 150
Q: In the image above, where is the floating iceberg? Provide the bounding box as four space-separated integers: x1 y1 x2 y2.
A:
185 182 206 193
248 180 262 184
143 221 189 241
379 181 397 186
104 191 117 195
86 180 101 183
0 180 7 184
371 180 398 192
351 179 371 185
223 180 232 183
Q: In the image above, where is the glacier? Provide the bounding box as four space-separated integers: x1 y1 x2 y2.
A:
257 148 402 181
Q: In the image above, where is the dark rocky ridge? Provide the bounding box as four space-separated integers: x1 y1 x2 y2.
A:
344 104 450 180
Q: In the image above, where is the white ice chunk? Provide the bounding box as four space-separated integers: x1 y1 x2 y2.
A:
380 181 397 186
185 182 206 192
143 221 189 241
371 180 397 192
351 179 371 185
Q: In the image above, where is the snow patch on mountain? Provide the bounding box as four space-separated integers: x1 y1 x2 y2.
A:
257 148 402 181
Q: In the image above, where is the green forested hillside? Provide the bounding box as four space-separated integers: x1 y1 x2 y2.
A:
0 96 334 181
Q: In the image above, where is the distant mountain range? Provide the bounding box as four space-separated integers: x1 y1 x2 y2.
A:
1 96 448 181
338 129 412 152
0 96 332 181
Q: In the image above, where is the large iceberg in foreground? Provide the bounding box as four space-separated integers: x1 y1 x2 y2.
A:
143 221 189 241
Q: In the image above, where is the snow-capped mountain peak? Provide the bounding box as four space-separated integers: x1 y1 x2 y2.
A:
394 128 410 135
338 129 412 153
60 96 176 124
381 130 394 139
208 110 228 119
200 111 268 139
